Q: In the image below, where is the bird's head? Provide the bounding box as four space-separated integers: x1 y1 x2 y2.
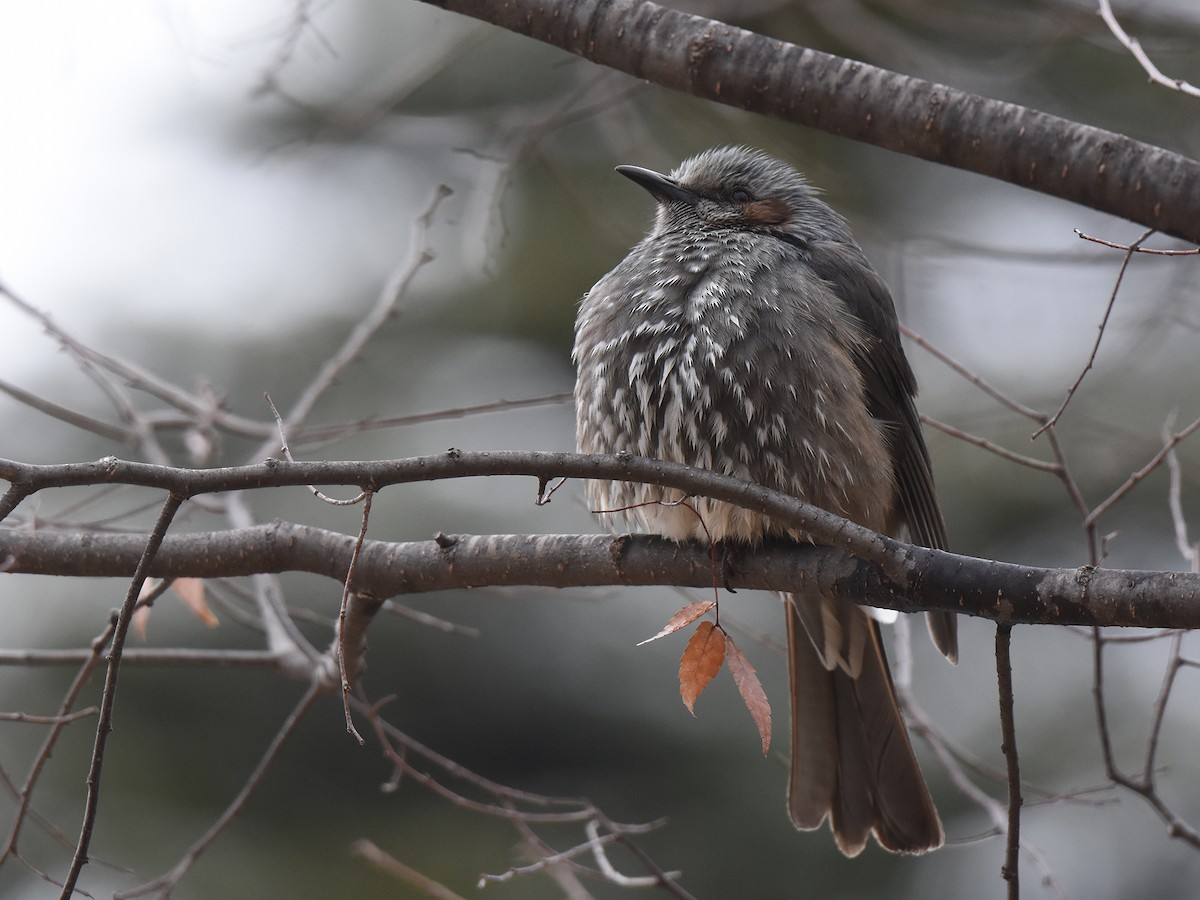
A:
617 145 848 247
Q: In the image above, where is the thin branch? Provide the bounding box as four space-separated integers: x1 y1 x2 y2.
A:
358 695 625 819
0 709 98 725
379 601 482 637
1097 0 1200 98
336 491 376 744
266 392 367 505
1143 632 1185 785
1034 229 1152 437
478 825 625 887
921 416 1062 474
289 392 573 447
591 819 673 889
1086 412 1200 528
114 682 324 899
0 648 288 669
903 694 1067 899
0 377 135 445
1075 228 1200 255
996 624 1022 899
0 618 116 865
416 0 1200 243
222 491 322 679
353 840 467 900
605 821 698 900
1164 414 1199 571
250 0 331 97
1 285 180 467
504 815 597 899
900 325 1045 422
62 492 184 898
253 185 451 461
1092 628 1200 850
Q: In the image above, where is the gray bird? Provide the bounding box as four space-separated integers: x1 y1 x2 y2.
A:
573 145 956 856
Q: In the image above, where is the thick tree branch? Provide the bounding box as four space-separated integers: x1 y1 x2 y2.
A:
0 450 912 581
4 452 1198 627
417 0 1200 244
3 525 1198 630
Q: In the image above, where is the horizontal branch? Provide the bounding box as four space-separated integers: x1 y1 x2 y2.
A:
0 648 284 669
0 450 907 582
3 524 1197 629
420 0 1200 243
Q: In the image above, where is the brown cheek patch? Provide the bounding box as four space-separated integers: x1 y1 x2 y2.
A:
742 198 791 225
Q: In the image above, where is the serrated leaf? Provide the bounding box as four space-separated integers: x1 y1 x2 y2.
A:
638 600 716 646
679 621 726 714
725 635 772 755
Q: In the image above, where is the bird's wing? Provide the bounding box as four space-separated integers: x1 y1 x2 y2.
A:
806 239 957 662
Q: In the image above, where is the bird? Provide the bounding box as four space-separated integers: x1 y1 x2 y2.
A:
572 145 956 856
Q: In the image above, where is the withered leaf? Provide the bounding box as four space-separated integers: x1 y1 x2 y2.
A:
638 600 716 646
679 620 726 714
725 635 772 755
172 578 219 627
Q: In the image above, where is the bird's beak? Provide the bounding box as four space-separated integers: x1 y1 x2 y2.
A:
616 165 698 206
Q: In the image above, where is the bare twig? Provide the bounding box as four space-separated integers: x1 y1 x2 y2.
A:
290 392 573 447
353 840 467 900
1034 229 1152 437
0 283 258 456
1097 0 1200 98
1143 632 1185 785
504 815 596 899
115 682 324 899
266 392 368 506
996 624 1022 899
251 184 451 462
336 491 375 743
62 493 184 898
921 416 1061 474
1075 228 1200 255
1086 412 1200 528
380 601 482 637
606 818 698 900
901 325 1045 422
902 691 1067 899
0 377 135 445
477 824 624 886
0 709 98 725
251 0 333 98
0 648 289 668
1163 414 1199 571
1 618 116 865
589 819 671 888
222 491 322 679
1092 629 1200 850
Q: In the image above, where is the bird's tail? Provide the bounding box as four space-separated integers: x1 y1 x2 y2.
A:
784 590 943 856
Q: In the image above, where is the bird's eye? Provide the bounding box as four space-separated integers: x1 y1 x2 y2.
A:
730 188 754 203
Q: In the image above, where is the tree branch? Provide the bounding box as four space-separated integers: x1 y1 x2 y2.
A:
416 0 1200 244
3 524 1198 629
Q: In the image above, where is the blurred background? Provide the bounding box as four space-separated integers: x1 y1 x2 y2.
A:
2 1 1200 897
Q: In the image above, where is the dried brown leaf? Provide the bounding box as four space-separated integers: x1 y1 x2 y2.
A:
679 621 726 714
725 635 772 755
132 578 162 639
132 605 151 640
638 600 716 646
172 578 218 627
